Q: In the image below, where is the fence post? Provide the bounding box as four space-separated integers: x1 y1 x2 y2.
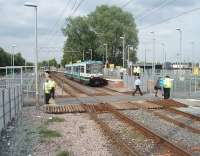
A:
17 86 20 112
9 88 11 120
2 90 6 129
189 79 191 97
14 87 16 116
21 84 23 108
195 76 197 93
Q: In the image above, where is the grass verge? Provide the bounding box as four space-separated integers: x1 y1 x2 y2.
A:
45 117 65 125
56 151 70 156
39 126 62 139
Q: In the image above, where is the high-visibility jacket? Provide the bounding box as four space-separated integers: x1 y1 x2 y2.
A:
136 67 140 74
133 67 137 73
163 78 172 88
49 80 56 88
44 81 51 94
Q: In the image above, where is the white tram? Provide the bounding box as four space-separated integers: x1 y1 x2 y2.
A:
64 61 107 87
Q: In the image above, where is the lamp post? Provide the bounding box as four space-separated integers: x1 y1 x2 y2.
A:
24 3 39 106
103 43 108 63
89 49 92 60
12 44 16 78
176 28 182 70
190 41 194 69
161 43 166 69
120 36 125 68
150 31 155 75
127 45 133 67
144 48 147 74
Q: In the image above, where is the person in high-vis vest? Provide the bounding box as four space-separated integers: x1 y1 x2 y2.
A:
44 79 51 104
49 77 56 99
136 66 140 76
163 76 173 99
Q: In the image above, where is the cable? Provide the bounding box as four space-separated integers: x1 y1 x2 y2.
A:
135 0 174 21
47 0 81 44
121 0 135 9
45 0 71 42
139 7 200 30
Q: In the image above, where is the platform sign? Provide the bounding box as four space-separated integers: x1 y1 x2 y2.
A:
116 66 121 69
109 64 115 69
192 67 199 75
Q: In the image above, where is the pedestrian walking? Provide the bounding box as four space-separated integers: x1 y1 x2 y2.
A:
44 78 51 104
154 77 163 97
163 76 173 99
132 76 143 96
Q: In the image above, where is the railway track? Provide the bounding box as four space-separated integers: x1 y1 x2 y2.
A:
130 101 200 134
51 72 109 96
51 72 125 97
84 103 192 156
44 102 194 155
44 72 199 155
51 72 88 97
148 100 200 122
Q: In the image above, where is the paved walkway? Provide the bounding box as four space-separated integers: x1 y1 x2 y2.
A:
55 94 159 105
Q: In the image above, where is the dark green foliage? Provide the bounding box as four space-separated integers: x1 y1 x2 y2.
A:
62 5 138 66
39 58 58 68
44 117 65 125
56 151 70 156
38 126 62 138
0 47 27 75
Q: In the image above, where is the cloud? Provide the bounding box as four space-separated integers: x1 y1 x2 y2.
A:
0 0 200 63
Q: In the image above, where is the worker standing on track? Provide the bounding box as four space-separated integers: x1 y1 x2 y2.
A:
163 76 173 99
44 78 51 104
49 76 56 99
132 76 143 96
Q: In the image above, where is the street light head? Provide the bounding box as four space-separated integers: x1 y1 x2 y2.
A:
150 31 154 34
12 44 16 47
176 28 181 31
24 3 37 7
120 37 124 39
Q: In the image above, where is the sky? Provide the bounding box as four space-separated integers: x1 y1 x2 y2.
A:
0 0 200 64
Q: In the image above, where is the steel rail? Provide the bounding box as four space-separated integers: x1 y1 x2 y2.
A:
104 103 192 156
130 102 200 134
52 72 95 96
81 104 141 156
149 100 200 122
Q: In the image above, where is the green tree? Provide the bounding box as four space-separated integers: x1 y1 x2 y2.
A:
0 47 27 75
62 16 98 66
62 5 138 66
39 58 58 68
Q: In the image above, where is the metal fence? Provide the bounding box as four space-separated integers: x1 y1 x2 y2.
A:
0 85 22 132
103 68 200 98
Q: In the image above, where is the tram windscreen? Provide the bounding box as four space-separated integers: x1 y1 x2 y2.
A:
86 64 102 74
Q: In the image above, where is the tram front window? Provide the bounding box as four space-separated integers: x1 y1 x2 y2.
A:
86 64 102 74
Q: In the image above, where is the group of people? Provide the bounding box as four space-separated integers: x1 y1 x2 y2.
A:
154 76 173 99
132 75 173 99
44 75 56 104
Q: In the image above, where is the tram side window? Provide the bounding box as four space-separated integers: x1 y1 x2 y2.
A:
86 64 91 73
75 66 78 73
67 67 71 73
80 66 84 73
